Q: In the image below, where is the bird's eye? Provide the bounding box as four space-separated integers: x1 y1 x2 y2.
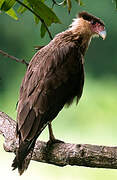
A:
91 20 96 25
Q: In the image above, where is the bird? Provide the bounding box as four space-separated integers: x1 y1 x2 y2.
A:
12 11 106 175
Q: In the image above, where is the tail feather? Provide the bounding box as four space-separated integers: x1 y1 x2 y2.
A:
12 139 36 175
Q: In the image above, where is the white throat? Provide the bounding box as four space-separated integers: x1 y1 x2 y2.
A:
69 18 81 31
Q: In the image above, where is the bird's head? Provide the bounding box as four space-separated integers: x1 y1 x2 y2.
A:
70 11 106 40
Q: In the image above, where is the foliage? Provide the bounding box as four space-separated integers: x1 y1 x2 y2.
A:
0 0 117 38
113 0 117 8
0 0 83 38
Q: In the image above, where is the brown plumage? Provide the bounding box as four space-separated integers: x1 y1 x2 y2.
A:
12 11 106 175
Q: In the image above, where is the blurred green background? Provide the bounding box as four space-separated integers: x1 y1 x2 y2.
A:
0 0 117 179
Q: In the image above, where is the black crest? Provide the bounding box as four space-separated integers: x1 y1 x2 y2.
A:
79 11 104 26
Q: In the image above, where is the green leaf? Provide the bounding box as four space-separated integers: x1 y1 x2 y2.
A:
75 0 84 6
27 0 61 26
115 0 117 8
0 0 5 8
34 15 40 24
67 0 72 13
17 0 30 14
112 0 117 9
6 8 18 20
41 23 46 38
1 0 16 11
78 0 84 6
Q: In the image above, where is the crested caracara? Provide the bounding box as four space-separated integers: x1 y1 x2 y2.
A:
12 11 106 175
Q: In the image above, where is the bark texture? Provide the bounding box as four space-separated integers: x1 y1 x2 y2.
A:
0 111 117 169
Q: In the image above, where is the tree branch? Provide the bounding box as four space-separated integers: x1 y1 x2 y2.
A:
15 0 53 40
0 49 29 67
0 111 117 169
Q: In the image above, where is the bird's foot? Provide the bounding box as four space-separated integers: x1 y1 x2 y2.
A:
47 138 64 145
46 138 64 150
45 138 64 162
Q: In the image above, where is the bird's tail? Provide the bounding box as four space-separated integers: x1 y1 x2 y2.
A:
12 139 36 175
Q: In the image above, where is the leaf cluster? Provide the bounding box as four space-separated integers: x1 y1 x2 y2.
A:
0 0 116 38
0 0 83 38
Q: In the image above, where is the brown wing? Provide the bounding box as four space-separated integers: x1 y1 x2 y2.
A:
17 41 84 142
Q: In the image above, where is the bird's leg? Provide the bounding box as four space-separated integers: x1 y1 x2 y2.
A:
47 122 64 144
46 123 64 158
48 122 56 141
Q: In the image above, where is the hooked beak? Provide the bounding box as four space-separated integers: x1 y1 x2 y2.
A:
99 29 107 40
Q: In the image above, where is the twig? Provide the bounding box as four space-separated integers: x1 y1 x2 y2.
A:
0 49 29 67
52 0 61 7
52 0 65 7
1 110 117 170
15 0 53 40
